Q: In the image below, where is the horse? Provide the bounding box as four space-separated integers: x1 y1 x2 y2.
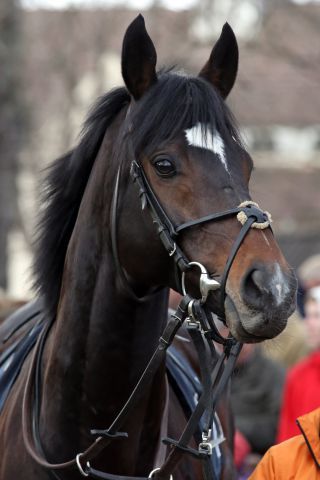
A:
0 15 296 480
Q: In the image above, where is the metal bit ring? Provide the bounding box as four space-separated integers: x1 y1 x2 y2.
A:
148 467 173 479
182 261 220 304
76 453 90 477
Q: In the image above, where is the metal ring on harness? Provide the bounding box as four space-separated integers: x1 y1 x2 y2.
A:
149 467 173 479
181 262 220 304
76 453 90 477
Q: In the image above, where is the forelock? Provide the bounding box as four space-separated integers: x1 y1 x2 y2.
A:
129 71 243 156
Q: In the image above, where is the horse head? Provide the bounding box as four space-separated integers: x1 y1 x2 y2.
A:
115 15 296 344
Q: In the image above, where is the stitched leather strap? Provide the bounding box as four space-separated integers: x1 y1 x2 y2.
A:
153 340 242 480
22 296 191 473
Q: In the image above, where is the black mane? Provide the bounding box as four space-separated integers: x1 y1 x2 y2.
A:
33 87 130 316
130 72 242 156
34 71 243 316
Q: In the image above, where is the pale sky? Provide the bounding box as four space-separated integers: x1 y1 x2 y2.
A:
21 0 198 10
21 0 319 10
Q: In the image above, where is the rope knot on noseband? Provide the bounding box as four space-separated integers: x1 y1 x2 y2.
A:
237 201 272 230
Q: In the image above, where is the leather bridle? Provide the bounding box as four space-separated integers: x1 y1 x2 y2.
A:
129 158 271 318
22 137 272 480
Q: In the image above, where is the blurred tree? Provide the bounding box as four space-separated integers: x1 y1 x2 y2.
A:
190 0 277 42
0 1 26 290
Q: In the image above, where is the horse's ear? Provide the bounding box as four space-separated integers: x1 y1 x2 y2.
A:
121 15 157 100
199 23 238 99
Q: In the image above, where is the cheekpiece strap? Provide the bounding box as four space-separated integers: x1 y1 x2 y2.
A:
130 160 189 273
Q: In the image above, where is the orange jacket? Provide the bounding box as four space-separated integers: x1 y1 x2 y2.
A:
249 408 320 479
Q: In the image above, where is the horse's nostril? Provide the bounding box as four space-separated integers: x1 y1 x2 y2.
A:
251 269 266 292
242 267 270 309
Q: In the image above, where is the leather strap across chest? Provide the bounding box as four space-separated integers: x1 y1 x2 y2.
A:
22 295 238 479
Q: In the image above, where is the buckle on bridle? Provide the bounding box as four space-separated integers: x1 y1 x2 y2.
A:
185 299 201 330
199 430 213 456
198 441 213 456
169 242 177 257
198 429 226 457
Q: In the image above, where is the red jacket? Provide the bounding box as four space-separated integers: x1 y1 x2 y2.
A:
277 351 320 442
250 408 320 479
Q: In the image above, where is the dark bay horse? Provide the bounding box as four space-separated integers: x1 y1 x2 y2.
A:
0 15 296 480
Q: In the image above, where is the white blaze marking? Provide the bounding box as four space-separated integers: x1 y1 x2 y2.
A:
272 263 290 306
185 122 229 173
262 232 270 247
276 283 282 297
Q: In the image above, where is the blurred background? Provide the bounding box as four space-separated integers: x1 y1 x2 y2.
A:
1 0 320 299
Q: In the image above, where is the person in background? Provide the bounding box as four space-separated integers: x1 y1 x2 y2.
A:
277 286 320 442
231 344 285 454
231 343 285 477
297 253 320 317
298 254 320 290
249 406 320 480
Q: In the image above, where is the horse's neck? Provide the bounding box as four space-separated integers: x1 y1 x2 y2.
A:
39 151 168 472
41 249 168 471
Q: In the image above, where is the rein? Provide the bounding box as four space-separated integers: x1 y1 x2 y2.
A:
22 150 272 479
22 292 240 480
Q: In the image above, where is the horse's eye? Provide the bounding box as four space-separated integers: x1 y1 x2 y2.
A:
153 156 176 177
